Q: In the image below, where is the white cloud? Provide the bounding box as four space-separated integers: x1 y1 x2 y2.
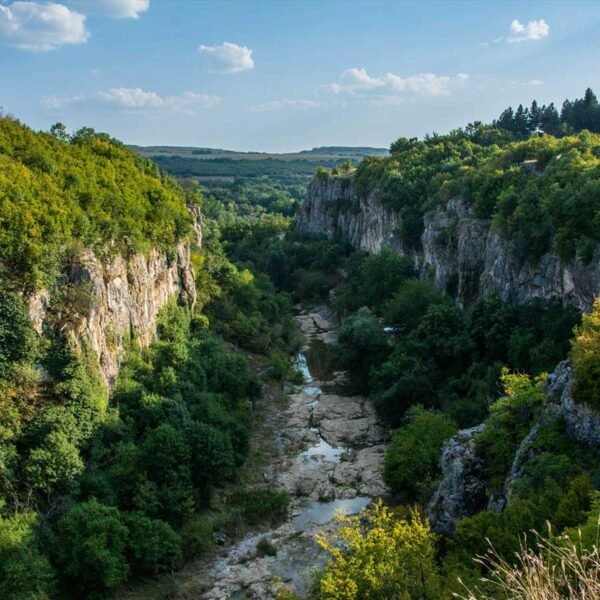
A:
0 1 88 51
529 79 544 86
42 88 221 113
326 68 469 100
198 41 254 73
250 98 322 112
70 0 149 19
507 19 549 42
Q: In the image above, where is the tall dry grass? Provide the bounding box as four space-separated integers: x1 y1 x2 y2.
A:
455 525 600 600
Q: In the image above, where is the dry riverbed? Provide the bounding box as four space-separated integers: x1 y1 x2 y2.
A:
179 306 388 599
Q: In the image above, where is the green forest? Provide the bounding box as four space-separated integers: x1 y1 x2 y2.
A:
3 88 600 599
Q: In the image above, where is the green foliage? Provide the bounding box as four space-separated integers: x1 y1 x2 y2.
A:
188 422 236 489
123 512 182 576
0 511 55 600
371 303 474 426
572 298 600 410
337 307 391 392
494 89 600 137
475 371 545 490
0 291 38 378
314 501 440 599
334 249 415 315
180 515 214 559
52 500 130 596
382 279 450 333
383 406 458 502
229 487 291 526
350 100 600 264
0 117 193 287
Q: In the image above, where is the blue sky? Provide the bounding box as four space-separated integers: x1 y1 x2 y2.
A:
1 0 599 151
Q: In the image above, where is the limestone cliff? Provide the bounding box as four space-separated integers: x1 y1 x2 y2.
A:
297 176 600 310
428 359 600 533
28 241 197 388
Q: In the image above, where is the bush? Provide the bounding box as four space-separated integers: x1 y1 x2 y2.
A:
571 298 600 410
188 422 235 490
229 488 290 526
0 291 38 378
475 370 545 490
52 500 130 595
0 512 55 600
337 307 390 393
384 406 457 502
124 512 182 576
180 515 214 559
382 279 450 334
314 501 440 599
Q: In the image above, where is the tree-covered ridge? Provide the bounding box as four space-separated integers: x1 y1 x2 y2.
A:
322 90 600 262
0 117 193 288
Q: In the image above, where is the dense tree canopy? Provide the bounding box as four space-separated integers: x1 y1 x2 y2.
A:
0 117 193 288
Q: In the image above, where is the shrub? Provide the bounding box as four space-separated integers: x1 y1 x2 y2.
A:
52 500 130 595
314 501 440 599
0 512 55 600
180 515 214 559
124 512 182 576
229 488 290 525
475 370 545 490
571 298 600 410
383 406 457 502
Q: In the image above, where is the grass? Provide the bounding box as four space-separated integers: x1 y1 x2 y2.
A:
456 526 600 600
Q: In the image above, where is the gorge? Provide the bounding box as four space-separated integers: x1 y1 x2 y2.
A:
4 90 600 600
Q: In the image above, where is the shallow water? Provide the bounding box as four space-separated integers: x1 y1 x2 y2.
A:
292 496 371 531
300 435 346 463
304 338 337 382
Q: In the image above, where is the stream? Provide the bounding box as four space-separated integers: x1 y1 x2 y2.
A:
198 306 388 599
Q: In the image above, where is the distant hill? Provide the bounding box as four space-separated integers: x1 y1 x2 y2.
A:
130 145 389 162
130 145 388 182
299 146 388 157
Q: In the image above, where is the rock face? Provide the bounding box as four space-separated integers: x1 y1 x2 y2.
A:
429 360 600 533
427 424 488 535
545 360 600 449
297 177 600 310
297 175 404 255
28 242 196 387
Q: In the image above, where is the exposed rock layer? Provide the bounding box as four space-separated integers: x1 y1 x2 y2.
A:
428 360 600 533
28 242 196 387
297 176 600 310
426 424 487 535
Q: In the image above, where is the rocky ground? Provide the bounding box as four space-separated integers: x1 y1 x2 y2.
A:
188 306 388 599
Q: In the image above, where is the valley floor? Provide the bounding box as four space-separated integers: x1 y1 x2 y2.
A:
179 306 389 598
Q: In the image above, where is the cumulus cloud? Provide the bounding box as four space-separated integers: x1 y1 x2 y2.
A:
0 1 89 51
326 68 468 99
42 87 221 113
507 19 549 42
250 98 322 112
70 0 149 19
198 41 254 73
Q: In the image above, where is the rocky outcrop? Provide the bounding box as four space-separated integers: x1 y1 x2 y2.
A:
429 360 600 533
28 242 196 387
297 177 600 310
545 360 600 449
297 175 404 255
427 424 488 535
